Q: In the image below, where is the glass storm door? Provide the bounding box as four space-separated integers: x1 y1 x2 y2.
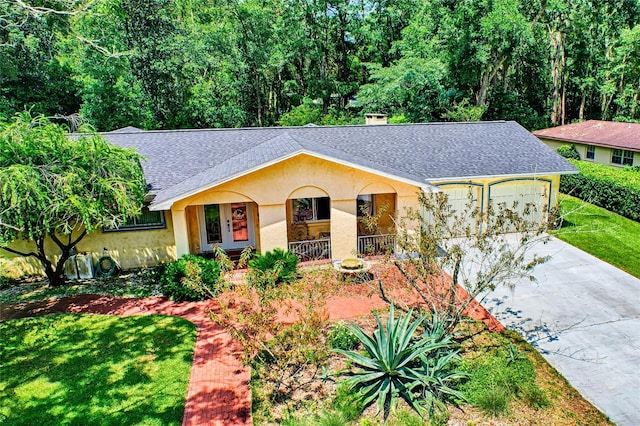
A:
200 203 254 251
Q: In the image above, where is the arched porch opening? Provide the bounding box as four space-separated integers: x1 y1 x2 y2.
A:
286 186 332 261
356 183 397 256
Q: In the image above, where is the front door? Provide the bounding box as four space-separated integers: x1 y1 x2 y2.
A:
199 203 254 251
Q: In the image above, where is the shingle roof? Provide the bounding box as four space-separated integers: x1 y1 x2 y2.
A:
102 121 576 209
534 120 640 151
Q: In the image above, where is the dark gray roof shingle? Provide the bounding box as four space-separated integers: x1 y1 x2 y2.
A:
102 121 576 208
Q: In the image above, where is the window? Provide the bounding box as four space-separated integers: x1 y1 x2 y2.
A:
612 149 634 166
105 207 165 232
292 197 330 222
357 194 374 217
586 145 595 160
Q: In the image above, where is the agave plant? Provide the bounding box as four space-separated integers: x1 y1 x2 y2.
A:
334 305 457 420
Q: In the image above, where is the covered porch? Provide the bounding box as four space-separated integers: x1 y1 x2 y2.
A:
164 154 424 263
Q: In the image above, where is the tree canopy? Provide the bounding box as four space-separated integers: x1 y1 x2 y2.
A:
1 0 639 129
0 113 146 285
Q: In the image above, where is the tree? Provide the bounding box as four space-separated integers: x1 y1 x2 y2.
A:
0 113 146 286
356 57 448 122
374 188 550 331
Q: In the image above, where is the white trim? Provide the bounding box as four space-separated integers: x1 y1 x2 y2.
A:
427 171 577 183
198 203 255 251
151 149 439 210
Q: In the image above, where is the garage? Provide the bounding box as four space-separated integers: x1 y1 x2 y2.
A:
488 179 551 225
434 183 484 235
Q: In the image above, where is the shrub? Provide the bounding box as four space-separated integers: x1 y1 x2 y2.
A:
460 342 547 415
556 144 580 160
475 386 509 416
331 382 364 421
334 305 466 421
560 159 640 221
248 248 299 287
160 254 222 301
520 383 550 409
327 321 360 351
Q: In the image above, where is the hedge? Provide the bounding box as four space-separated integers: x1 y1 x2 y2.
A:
560 159 640 221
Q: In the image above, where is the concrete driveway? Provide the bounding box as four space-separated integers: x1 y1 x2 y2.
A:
481 236 640 426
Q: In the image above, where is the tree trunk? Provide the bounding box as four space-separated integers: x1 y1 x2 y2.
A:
579 91 586 120
550 31 565 125
477 56 507 107
32 236 66 287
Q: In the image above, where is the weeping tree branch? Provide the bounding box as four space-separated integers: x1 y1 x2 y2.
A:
13 0 95 17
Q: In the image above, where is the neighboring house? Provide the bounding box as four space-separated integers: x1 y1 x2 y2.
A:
2 121 576 276
534 120 640 167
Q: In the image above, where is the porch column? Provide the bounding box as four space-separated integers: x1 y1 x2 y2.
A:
330 199 357 259
258 203 288 254
171 208 190 257
396 194 421 232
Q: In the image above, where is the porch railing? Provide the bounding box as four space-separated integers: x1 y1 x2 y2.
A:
288 238 331 261
357 234 395 255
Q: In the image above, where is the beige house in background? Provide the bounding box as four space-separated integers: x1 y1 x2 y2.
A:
535 120 640 167
2 121 576 277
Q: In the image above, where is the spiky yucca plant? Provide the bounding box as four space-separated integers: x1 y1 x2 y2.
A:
334 305 465 420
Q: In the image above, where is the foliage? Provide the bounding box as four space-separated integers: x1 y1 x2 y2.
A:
327 321 360 351
247 248 299 288
253 315 329 400
278 99 323 126
377 187 549 332
556 144 581 160
460 342 548 415
560 159 640 221
160 254 222 301
279 100 362 127
212 266 333 402
442 99 488 122
334 305 466 421
554 194 640 278
0 1 82 121
330 382 365 421
2 0 640 128
0 313 195 425
356 57 448 123
0 113 146 286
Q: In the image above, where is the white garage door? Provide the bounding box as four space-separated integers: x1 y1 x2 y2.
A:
435 184 483 236
489 179 550 226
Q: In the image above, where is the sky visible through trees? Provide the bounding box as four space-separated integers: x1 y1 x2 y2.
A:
1 0 638 131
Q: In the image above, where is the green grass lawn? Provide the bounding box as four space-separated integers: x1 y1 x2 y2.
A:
0 314 196 426
554 194 640 278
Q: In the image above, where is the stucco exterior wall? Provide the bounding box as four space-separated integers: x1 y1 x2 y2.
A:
540 138 639 167
1 212 176 277
173 153 422 260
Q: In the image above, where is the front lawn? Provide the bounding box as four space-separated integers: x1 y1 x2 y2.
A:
554 194 640 278
0 313 196 426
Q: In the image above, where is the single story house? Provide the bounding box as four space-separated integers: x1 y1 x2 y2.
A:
534 120 640 167
2 120 576 276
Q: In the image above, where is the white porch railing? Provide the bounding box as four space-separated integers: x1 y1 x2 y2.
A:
288 238 331 261
357 234 395 255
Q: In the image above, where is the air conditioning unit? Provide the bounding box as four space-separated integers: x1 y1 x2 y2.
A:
63 253 95 279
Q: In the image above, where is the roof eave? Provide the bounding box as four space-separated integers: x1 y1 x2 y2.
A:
149 150 440 211
536 135 640 152
427 170 578 183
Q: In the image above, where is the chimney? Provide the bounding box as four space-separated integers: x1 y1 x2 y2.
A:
365 113 388 125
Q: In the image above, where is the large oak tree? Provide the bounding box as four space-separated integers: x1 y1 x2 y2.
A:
0 113 146 286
